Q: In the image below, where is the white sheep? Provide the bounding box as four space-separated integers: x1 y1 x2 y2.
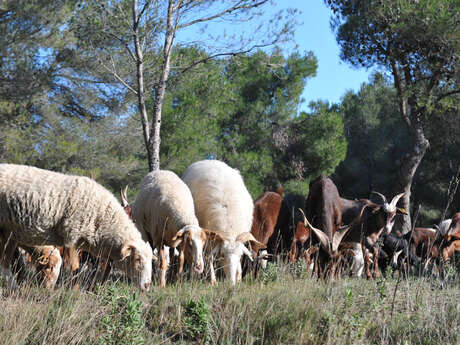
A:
182 159 263 285
0 164 153 291
131 170 206 288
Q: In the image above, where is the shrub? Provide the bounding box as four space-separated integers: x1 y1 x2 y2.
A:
98 284 145 345
183 297 212 344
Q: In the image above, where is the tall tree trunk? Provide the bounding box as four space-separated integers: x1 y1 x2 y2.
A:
391 60 430 233
397 121 429 233
132 0 152 170
147 0 176 172
133 0 153 170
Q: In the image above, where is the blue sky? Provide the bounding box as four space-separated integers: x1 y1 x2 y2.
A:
279 0 372 111
178 1 373 112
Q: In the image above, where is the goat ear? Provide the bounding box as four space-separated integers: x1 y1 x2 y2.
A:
121 243 135 260
236 232 266 249
171 229 186 247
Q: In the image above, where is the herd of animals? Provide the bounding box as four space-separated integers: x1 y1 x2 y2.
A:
0 160 459 293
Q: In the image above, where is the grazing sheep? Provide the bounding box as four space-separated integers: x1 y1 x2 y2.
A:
131 170 207 288
182 160 263 285
0 164 153 291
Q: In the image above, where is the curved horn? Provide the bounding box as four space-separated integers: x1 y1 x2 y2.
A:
298 208 308 227
371 191 387 204
392 249 403 266
389 192 405 209
120 185 129 207
332 225 351 253
298 208 330 252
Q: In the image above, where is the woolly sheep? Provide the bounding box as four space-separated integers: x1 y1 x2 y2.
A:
131 170 206 288
0 164 153 291
182 160 263 285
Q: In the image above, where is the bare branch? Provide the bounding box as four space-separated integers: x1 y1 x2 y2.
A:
173 42 276 76
440 166 460 223
104 31 137 62
177 0 269 29
437 89 460 101
109 55 138 94
138 0 153 21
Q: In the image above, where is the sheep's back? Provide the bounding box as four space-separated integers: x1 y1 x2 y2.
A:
132 170 198 246
182 160 253 240
0 164 135 248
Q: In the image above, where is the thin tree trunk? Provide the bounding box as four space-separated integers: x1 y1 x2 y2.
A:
147 0 176 172
133 0 153 170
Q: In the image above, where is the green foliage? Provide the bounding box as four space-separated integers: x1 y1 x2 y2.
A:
260 261 280 284
290 259 308 280
282 179 310 199
98 284 145 345
344 285 353 306
159 47 326 196
333 73 405 199
274 100 347 181
183 297 212 344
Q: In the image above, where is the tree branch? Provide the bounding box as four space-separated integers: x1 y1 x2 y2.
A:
390 58 411 128
104 31 137 62
177 0 269 29
172 42 275 75
437 89 460 101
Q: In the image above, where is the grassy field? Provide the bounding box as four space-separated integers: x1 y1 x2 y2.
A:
0 262 459 345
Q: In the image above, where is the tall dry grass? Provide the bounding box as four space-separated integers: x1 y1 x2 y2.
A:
0 259 459 345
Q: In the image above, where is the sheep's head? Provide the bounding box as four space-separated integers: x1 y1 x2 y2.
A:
121 239 153 292
211 232 265 285
172 225 206 274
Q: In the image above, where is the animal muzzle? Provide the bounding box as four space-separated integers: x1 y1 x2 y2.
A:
193 258 204 273
141 281 151 292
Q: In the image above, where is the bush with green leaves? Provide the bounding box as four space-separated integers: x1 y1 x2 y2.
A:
98 284 145 345
183 297 212 344
261 261 280 284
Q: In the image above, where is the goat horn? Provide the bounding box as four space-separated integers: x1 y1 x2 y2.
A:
120 185 129 207
298 208 308 227
389 192 405 209
371 191 387 204
298 208 330 252
332 225 351 253
392 249 403 266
